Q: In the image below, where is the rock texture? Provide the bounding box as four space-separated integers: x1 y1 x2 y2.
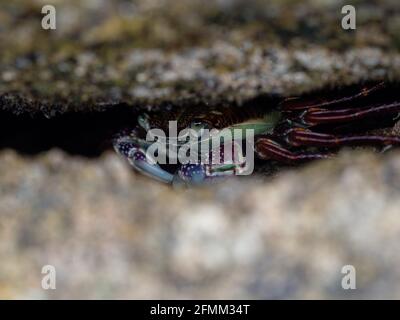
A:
1 0 400 114
1 0 400 299
0 149 400 299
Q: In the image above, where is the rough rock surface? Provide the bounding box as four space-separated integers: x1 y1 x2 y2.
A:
1 0 400 299
0 149 400 299
1 0 400 115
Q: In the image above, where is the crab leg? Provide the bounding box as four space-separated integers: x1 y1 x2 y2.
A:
280 82 385 111
299 102 400 126
255 137 332 164
285 128 400 148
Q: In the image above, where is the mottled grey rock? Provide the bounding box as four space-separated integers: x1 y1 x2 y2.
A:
1 149 400 299
1 0 400 300
1 0 400 114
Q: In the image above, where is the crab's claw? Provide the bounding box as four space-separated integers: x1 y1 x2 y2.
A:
128 148 174 184
173 163 208 186
113 137 174 184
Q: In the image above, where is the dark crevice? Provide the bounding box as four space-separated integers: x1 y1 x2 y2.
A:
0 106 138 157
0 95 283 158
0 80 399 158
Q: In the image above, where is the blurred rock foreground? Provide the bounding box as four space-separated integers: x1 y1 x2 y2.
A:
1 150 400 299
1 0 400 299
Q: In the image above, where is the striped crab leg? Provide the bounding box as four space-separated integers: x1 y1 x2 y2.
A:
284 128 400 148
255 137 332 164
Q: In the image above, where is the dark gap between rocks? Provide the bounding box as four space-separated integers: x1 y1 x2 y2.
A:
0 106 137 157
0 81 398 159
0 92 284 158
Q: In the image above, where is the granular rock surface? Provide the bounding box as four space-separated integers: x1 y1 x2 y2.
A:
1 0 400 299
1 150 400 299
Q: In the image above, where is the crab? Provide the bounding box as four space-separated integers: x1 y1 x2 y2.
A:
113 103 280 185
113 82 400 185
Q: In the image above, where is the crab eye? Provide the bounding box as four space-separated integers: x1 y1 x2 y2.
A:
188 121 210 140
138 113 151 131
190 120 211 132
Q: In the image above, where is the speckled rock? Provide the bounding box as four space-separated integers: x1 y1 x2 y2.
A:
1 0 400 300
2 0 400 115
1 149 400 299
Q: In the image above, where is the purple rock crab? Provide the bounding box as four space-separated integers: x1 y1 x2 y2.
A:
114 82 400 185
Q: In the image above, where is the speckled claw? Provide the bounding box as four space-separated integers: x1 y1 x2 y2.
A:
173 163 208 186
172 141 247 186
113 135 173 184
128 148 174 184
